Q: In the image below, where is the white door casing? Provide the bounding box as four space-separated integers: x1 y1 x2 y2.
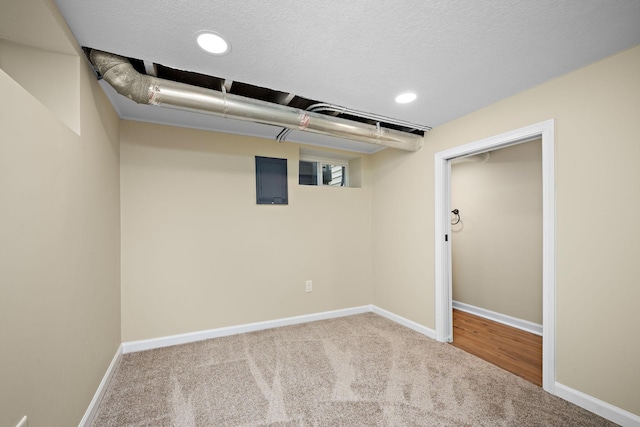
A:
434 119 555 393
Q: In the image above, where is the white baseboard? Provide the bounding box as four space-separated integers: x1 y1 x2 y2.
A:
92 307 639 427
555 382 640 427
371 305 436 340
78 344 123 427
122 305 437 354
452 300 543 336
122 306 371 354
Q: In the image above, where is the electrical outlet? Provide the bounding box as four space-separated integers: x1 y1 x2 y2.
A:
305 280 312 293
16 416 27 427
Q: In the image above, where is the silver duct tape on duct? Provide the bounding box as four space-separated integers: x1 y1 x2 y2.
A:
89 50 423 152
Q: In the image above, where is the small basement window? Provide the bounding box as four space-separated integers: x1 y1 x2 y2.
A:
299 159 348 187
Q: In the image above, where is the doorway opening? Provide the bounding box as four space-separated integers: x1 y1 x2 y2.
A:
434 120 555 393
450 139 543 386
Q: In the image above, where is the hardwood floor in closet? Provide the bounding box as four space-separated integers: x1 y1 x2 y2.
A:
451 309 543 386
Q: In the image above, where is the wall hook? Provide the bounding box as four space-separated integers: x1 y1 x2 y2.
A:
451 209 461 225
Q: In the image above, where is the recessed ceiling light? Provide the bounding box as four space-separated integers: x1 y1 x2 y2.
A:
395 92 417 104
196 32 230 55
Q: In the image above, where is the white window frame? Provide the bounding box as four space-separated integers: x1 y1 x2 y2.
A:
299 156 349 187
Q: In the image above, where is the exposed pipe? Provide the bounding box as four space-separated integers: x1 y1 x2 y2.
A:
89 49 423 152
276 102 431 143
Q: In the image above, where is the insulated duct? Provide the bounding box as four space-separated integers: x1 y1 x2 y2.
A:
89 50 423 152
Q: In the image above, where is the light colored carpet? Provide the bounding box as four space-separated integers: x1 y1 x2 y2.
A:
92 313 615 426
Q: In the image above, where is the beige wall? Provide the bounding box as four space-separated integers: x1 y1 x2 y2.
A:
2 0 638 421
372 45 640 414
120 121 373 341
0 25 121 427
0 39 80 134
451 140 542 324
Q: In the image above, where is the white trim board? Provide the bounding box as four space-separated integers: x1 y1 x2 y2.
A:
122 306 371 354
555 383 640 427
371 305 436 339
122 305 436 354
87 305 638 427
78 344 123 427
452 301 542 336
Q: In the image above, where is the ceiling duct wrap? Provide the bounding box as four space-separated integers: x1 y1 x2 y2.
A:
89 50 423 151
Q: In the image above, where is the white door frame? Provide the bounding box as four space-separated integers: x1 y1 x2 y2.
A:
434 119 556 393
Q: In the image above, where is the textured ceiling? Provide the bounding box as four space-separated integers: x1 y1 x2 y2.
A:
54 0 640 153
